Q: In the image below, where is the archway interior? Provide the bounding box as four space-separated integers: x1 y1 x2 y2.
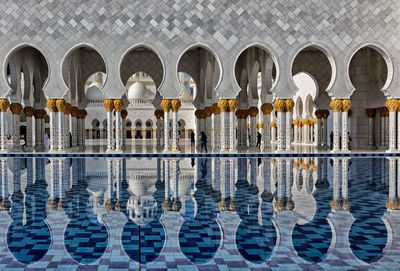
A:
348 47 388 150
292 73 318 120
62 46 106 108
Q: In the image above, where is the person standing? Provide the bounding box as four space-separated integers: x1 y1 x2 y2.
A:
256 132 262 149
191 130 195 146
330 131 333 150
200 131 208 153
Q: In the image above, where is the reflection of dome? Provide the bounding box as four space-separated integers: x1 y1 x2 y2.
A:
86 82 104 102
127 195 157 225
127 82 154 101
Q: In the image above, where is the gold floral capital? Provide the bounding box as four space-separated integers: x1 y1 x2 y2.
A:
261 103 273 115
248 107 259 117
121 109 128 119
228 99 238 112
204 107 213 117
71 107 79 117
366 108 376 118
211 103 220 115
46 99 57 112
10 103 23 115
341 99 351 112
23 106 34 117
274 99 285 112
103 99 114 112
329 99 342 112
386 99 398 112
171 99 181 112
64 104 72 115
154 109 164 119
161 99 172 112
217 99 229 112
285 99 295 112
114 99 124 112
0 99 10 112
56 99 66 113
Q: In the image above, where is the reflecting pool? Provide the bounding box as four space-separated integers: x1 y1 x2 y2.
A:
0 157 399 270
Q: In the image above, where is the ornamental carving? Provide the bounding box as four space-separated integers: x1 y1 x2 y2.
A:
56 99 66 113
285 99 295 112
260 103 273 115
114 99 124 112
171 99 182 112
270 122 277 128
195 109 204 119
293 120 299 126
366 108 376 118
10 103 23 115
46 99 57 112
0 99 10 112
301 119 309 125
23 106 34 117
211 103 219 115
315 110 322 119
64 104 72 115
71 107 79 117
329 99 342 112
248 107 258 117
228 99 238 112
121 109 128 119
274 99 285 112
161 99 172 112
103 99 114 112
154 109 163 119
322 110 330 119
341 99 351 112
385 99 398 112
217 99 229 112
204 107 213 117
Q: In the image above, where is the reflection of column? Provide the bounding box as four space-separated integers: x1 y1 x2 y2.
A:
386 99 398 152
385 108 389 149
163 159 171 211
171 100 181 152
56 100 66 152
322 110 329 149
0 99 9 152
387 158 397 210
286 159 294 210
228 99 238 151
219 158 231 210
10 103 23 151
261 104 273 150
274 100 286 152
285 100 294 151
23 106 34 151
0 159 8 208
114 99 124 152
331 158 341 210
104 100 114 151
248 107 258 149
330 100 342 152
341 100 351 151
161 99 171 152
366 109 376 149
106 159 113 211
275 159 285 210
341 158 350 210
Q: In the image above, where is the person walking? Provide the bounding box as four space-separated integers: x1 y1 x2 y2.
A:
200 131 208 153
256 132 262 149
330 131 333 150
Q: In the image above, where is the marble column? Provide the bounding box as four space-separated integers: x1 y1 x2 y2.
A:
235 109 247 150
171 99 181 152
302 119 309 143
398 103 400 151
55 100 66 152
271 122 277 143
385 108 389 149
330 99 342 152
70 107 78 150
274 99 286 152
10 103 23 151
194 110 203 150
285 100 294 151
204 107 212 148
315 110 322 150
341 99 351 151
322 110 329 150
260 103 273 150
0 100 9 153
228 99 238 152
46 99 58 152
114 99 124 152
34 109 44 151
64 104 72 150
121 110 127 150
212 104 221 150
386 99 398 152
23 106 34 151
248 107 258 150
218 100 230 152
104 99 114 152
155 109 163 149
161 100 172 152
379 107 385 149
76 110 82 150
366 108 377 149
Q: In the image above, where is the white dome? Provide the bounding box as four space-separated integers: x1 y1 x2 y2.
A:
86 82 104 101
127 82 153 100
